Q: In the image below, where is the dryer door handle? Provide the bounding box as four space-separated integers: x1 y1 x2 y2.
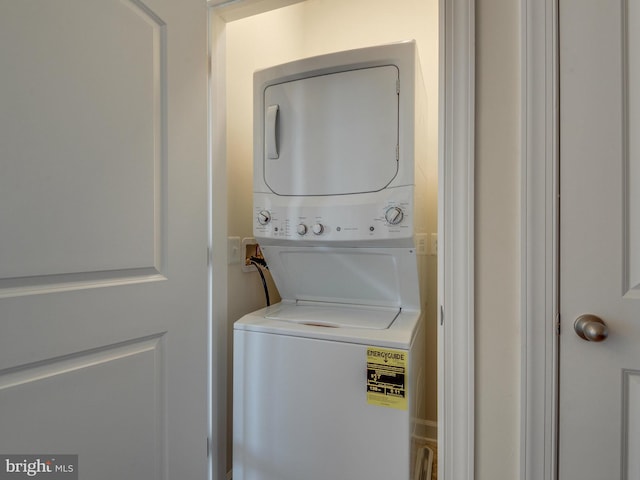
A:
266 104 280 159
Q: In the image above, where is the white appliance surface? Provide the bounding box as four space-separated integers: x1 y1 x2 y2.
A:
266 301 399 329
252 40 428 249
262 65 399 196
261 246 420 310
253 40 422 199
235 302 420 348
233 310 423 480
234 40 428 480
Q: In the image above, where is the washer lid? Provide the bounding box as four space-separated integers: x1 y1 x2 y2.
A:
265 301 400 330
261 246 421 310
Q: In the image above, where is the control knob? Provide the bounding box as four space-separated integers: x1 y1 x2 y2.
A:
385 206 404 225
297 224 308 236
257 210 271 225
312 223 324 235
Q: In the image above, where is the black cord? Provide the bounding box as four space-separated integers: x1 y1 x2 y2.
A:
250 260 270 306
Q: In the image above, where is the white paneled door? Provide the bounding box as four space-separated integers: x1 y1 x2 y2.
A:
560 1 640 478
0 0 208 479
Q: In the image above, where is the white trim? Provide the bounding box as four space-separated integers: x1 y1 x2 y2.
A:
207 0 305 21
439 0 475 479
520 0 558 479
209 6 229 480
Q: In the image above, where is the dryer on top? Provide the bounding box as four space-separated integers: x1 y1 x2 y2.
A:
253 40 429 248
261 63 399 197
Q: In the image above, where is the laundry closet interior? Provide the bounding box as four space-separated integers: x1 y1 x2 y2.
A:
218 0 439 477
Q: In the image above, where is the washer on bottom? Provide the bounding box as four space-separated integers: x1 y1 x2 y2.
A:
233 301 425 480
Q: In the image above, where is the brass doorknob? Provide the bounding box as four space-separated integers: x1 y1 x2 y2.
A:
574 314 609 342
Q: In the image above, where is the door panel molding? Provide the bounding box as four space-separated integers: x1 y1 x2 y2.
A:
0 268 166 299
0 334 166 478
622 369 640 480
0 0 167 286
0 333 164 391
623 0 640 296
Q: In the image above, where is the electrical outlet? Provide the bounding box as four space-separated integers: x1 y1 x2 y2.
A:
430 233 438 256
228 236 241 264
415 233 427 255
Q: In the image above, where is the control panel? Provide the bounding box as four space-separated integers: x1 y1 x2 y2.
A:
253 187 415 244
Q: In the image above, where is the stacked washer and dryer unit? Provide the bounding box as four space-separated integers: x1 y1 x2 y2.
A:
233 40 430 480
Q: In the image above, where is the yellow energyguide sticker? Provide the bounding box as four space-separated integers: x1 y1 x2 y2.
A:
366 346 408 410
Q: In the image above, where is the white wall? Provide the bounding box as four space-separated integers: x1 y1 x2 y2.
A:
225 0 439 472
475 1 521 479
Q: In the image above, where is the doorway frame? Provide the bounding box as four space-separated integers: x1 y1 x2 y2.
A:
440 0 475 479
207 1 476 479
520 0 559 479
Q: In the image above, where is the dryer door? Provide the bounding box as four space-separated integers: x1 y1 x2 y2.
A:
262 65 399 196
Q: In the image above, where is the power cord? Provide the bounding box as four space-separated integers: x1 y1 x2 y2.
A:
249 255 270 306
